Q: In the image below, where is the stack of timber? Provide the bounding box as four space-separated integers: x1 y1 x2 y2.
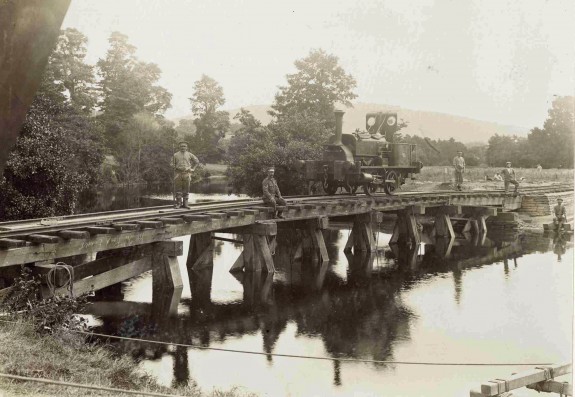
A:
470 363 572 397
520 192 573 217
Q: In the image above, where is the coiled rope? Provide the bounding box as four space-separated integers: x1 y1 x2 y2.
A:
45 262 75 297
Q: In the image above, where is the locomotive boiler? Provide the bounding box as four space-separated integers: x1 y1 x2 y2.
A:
302 110 423 195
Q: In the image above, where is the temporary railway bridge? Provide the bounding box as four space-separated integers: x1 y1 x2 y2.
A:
0 184 571 307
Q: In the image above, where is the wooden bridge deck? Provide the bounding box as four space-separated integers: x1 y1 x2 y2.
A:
0 185 571 301
0 190 527 268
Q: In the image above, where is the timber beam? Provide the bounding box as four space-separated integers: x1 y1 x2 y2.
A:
345 211 382 252
220 221 277 236
389 209 421 245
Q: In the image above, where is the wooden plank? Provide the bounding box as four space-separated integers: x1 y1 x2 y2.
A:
254 235 275 273
136 220 164 228
0 238 27 248
225 210 245 217
53 257 152 296
203 212 227 219
86 226 116 235
159 217 184 225
152 254 183 290
526 380 572 395
220 222 277 236
27 234 60 244
57 230 90 239
481 364 572 396
112 223 140 231
182 214 212 222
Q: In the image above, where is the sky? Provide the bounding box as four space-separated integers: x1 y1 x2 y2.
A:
62 0 574 129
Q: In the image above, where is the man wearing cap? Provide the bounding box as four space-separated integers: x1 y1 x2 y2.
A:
172 141 200 209
262 167 286 219
553 197 567 231
452 151 465 191
501 161 519 195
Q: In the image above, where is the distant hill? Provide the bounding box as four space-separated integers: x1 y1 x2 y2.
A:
173 103 529 144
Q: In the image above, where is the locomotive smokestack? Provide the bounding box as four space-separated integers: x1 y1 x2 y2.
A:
334 110 345 145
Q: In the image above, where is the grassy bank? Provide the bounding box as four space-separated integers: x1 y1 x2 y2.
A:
417 166 573 184
0 319 253 397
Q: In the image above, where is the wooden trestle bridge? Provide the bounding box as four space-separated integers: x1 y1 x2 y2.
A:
0 185 572 306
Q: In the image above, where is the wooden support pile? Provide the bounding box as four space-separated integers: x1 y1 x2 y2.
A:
470 363 572 397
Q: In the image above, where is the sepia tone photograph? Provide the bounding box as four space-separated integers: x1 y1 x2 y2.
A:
0 0 573 396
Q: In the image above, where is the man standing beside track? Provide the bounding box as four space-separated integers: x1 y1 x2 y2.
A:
453 151 465 191
262 166 286 219
172 141 200 209
501 161 519 195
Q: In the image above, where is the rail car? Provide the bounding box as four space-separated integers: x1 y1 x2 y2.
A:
302 110 423 195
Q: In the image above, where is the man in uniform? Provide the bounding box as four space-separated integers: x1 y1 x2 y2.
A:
501 161 519 195
172 141 200 209
553 197 567 231
452 151 465 191
262 166 286 219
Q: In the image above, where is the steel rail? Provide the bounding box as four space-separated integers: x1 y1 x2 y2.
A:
0 183 571 240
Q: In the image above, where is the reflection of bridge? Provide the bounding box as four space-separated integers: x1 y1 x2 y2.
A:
0 185 571 301
85 228 547 388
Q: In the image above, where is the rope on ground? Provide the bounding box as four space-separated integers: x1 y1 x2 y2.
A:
0 372 188 397
0 318 556 367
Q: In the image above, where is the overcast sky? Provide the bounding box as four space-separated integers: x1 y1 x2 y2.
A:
62 0 574 129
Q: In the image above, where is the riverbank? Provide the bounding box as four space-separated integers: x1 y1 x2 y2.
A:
0 319 254 397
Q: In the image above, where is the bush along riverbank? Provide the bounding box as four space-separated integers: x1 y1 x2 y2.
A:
0 270 255 397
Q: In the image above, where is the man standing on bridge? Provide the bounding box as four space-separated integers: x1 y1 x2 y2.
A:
553 197 567 231
453 151 465 191
172 141 200 209
262 166 286 219
501 161 519 195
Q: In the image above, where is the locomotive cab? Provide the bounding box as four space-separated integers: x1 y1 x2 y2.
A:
302 110 423 196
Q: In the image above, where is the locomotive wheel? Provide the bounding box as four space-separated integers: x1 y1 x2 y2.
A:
325 181 339 195
384 170 399 195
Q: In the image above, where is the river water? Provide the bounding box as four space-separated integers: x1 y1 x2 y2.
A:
83 186 573 397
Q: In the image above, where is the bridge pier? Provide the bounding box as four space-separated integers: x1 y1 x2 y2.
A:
345 211 382 252
389 207 422 245
227 222 277 273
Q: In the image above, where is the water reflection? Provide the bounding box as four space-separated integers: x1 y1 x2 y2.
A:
77 178 238 214
85 225 573 396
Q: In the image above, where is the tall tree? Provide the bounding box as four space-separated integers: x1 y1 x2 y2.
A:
188 75 229 162
97 32 172 145
39 28 97 114
269 49 357 128
527 96 574 168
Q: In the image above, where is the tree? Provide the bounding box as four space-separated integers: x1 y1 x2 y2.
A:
527 96 574 168
39 28 97 114
97 32 172 145
114 112 178 184
226 110 324 196
188 75 230 162
0 93 105 220
269 49 357 128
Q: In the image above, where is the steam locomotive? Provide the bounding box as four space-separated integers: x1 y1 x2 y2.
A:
302 110 423 195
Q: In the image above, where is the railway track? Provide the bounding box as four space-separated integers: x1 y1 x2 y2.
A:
0 183 571 240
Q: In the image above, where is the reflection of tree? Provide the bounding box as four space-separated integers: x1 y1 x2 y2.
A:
88 226 560 387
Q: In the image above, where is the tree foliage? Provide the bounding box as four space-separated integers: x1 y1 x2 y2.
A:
97 32 172 146
269 49 357 128
187 75 229 162
526 96 574 168
0 94 105 220
39 28 97 114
